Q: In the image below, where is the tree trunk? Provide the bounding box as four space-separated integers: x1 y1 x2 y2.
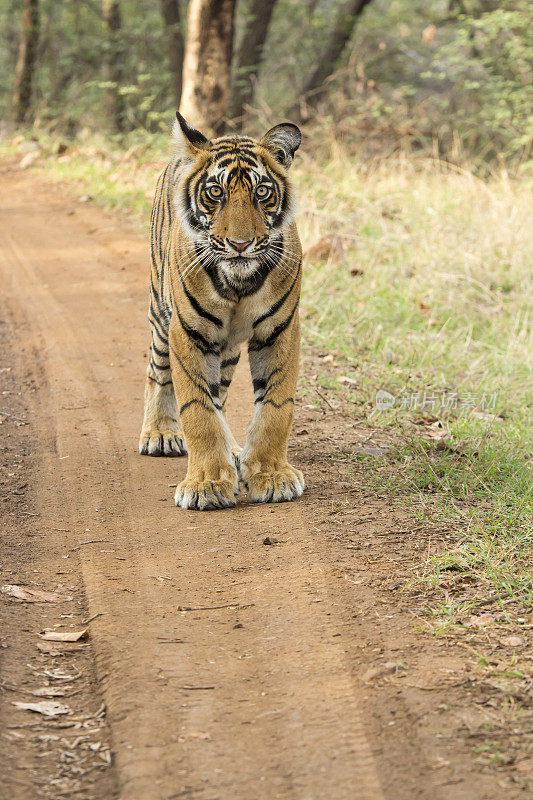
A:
293 0 373 118
229 0 277 126
179 0 237 136
160 0 184 108
12 0 39 124
102 0 126 132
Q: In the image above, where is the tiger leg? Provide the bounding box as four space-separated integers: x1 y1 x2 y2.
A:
219 348 242 464
169 324 238 511
139 329 187 457
240 312 305 503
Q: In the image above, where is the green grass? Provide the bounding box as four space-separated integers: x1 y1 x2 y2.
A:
2 128 531 616
296 152 532 616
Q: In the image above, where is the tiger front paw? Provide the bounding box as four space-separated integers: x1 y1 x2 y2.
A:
242 463 305 504
139 428 187 457
174 468 238 511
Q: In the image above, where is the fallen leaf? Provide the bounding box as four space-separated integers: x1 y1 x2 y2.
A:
37 642 64 656
500 635 525 648
39 629 88 642
350 268 364 277
419 302 430 312
422 24 436 44
19 151 39 169
339 376 358 385
13 700 70 716
2 585 73 603
468 614 494 628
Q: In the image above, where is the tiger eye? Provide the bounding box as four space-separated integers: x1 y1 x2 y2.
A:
256 184 271 199
206 185 223 200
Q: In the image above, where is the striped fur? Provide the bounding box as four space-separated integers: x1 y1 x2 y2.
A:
139 113 304 510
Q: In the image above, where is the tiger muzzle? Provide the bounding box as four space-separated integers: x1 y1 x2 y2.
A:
226 237 255 255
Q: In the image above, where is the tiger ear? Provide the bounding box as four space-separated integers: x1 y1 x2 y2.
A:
173 111 209 160
260 123 302 168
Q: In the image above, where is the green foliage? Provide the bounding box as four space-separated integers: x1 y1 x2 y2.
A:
278 0 532 167
423 1 533 161
0 0 180 132
0 0 531 163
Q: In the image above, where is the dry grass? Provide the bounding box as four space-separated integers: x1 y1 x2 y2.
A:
296 153 532 411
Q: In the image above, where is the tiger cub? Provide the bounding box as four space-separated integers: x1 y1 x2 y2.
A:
139 112 304 510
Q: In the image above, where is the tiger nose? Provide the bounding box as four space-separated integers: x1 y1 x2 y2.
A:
227 238 254 253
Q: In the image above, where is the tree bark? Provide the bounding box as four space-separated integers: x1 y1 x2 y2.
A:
293 0 373 118
160 0 184 108
102 0 126 132
229 0 277 126
12 0 40 124
179 0 237 136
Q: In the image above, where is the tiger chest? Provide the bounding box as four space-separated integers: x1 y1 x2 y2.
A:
226 299 257 348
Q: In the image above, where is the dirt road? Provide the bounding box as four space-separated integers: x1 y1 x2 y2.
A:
1 164 528 800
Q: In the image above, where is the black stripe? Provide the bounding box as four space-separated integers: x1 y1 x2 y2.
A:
249 301 299 351
214 155 258 170
179 398 215 415
149 306 169 344
216 156 257 169
252 365 285 402
151 325 169 348
182 172 205 232
150 272 160 301
165 167 173 228
170 345 216 404
204 262 237 301
178 268 224 328
150 359 170 372
221 353 240 369
148 375 173 387
156 165 170 267
176 309 221 355
255 396 295 408
151 342 168 359
253 257 300 329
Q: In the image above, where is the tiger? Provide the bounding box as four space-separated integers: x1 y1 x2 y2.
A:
139 112 304 511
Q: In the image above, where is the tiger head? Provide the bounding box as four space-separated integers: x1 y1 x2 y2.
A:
172 112 301 280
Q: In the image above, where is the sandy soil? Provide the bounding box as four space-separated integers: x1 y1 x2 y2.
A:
0 162 530 799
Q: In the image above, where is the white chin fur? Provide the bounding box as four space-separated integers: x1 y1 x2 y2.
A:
220 257 260 280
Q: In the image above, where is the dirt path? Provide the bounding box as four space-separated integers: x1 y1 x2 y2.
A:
1 164 528 800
